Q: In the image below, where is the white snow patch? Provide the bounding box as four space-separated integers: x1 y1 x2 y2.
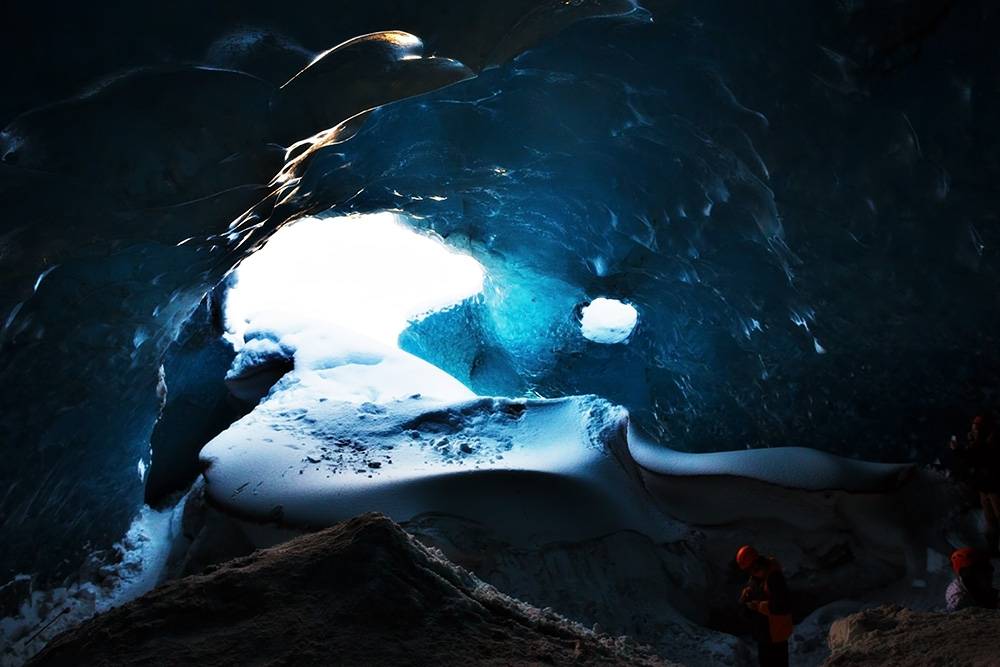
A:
579 298 637 344
200 321 671 544
0 500 186 666
628 424 912 492
202 394 667 544
249 319 474 404
224 212 484 348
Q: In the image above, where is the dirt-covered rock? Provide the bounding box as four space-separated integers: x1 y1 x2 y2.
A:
29 513 673 667
824 604 1000 667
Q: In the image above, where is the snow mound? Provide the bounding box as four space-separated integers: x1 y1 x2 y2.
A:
207 274 674 544
200 383 668 544
629 426 913 492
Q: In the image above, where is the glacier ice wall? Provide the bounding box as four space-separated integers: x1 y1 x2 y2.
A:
2 0 1000 588
0 0 644 586
279 0 1000 459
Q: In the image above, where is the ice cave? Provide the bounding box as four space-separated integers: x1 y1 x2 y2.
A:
3 1 1000 665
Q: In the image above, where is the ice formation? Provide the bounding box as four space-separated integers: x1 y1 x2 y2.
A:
3 2 1000 662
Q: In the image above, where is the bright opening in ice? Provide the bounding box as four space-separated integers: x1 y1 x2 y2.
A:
224 212 485 348
579 298 638 344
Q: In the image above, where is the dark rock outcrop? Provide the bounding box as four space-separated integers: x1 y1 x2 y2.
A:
824 604 1000 666
29 514 672 667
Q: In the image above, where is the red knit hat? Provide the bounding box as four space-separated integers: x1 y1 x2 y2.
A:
950 547 984 574
736 545 759 571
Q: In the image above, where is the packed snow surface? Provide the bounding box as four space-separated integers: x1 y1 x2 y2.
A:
579 298 638 344
628 426 913 492
224 212 484 348
202 300 920 559
201 317 671 544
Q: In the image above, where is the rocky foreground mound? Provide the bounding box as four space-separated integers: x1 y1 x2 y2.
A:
824 604 1000 667
29 513 671 667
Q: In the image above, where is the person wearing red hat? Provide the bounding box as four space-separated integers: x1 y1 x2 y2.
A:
949 414 1000 556
736 545 794 667
946 547 998 611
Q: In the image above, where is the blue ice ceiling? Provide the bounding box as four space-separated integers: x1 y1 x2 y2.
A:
2 0 1000 588
275 2 1000 460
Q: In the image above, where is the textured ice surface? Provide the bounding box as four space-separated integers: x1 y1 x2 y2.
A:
399 297 527 396
146 295 247 505
264 2 1000 468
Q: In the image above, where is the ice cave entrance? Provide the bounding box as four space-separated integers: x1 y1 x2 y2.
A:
224 212 485 349
579 298 638 344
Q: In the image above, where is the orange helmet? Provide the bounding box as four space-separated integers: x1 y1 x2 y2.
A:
736 545 759 571
951 547 983 574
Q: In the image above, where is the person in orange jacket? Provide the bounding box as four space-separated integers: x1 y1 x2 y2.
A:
737 545 794 667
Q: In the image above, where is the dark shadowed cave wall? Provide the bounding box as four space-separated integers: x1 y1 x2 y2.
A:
3 0 1000 589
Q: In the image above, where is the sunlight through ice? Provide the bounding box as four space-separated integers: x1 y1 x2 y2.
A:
224 212 485 348
580 298 638 344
